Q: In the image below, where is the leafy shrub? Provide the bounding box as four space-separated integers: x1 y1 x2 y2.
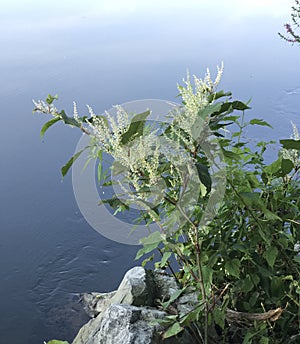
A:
34 66 300 343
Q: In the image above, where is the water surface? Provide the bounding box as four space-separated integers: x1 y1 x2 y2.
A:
0 1 299 343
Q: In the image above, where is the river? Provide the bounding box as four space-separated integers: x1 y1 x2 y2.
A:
0 1 299 343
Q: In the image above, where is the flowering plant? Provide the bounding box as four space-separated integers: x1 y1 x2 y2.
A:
34 66 300 343
279 0 300 44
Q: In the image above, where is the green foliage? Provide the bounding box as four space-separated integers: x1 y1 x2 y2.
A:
33 69 300 343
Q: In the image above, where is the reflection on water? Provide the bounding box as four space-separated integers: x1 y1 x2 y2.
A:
0 1 299 343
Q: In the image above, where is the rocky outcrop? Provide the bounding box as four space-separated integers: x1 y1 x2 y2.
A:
72 266 199 344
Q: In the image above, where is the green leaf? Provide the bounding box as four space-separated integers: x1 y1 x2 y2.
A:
59 110 80 127
225 258 241 278
181 309 199 325
263 246 278 268
162 287 187 309
264 157 293 178
136 231 165 259
162 322 184 339
259 337 269 344
61 148 87 177
160 252 172 267
262 209 282 221
140 231 164 246
264 158 282 176
281 158 294 175
231 100 251 111
191 103 222 141
240 192 264 208
221 148 240 160
121 110 150 145
46 340 69 344
241 275 255 293
202 265 213 291
196 163 212 192
213 307 226 329
294 254 300 265
280 139 300 150
46 94 58 105
40 116 61 138
198 102 222 120
136 243 160 260
249 118 272 128
207 90 232 102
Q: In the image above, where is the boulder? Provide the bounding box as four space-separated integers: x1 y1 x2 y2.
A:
72 266 199 344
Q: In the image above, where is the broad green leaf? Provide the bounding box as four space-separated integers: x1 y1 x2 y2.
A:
264 157 293 178
46 340 69 344
121 110 150 145
221 148 240 160
139 231 164 246
162 322 184 339
263 246 278 268
264 158 282 175
61 148 87 177
181 309 199 325
135 243 160 260
241 275 254 293
59 110 80 127
281 158 294 175
40 116 61 138
240 192 264 208
231 100 251 111
249 118 272 128
192 104 222 140
197 102 222 120
222 115 240 121
160 252 172 267
225 258 241 278
246 173 260 188
280 139 300 150
207 90 232 102
213 307 225 329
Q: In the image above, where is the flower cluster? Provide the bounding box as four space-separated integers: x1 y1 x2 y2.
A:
32 99 58 116
168 63 223 151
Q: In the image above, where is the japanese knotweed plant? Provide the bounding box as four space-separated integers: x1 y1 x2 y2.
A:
33 66 300 344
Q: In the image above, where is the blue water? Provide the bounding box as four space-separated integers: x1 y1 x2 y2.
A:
0 1 299 343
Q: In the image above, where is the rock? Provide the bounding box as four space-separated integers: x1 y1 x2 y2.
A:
81 291 117 318
72 266 199 344
153 269 180 301
110 266 158 307
89 304 164 344
73 304 196 344
177 289 200 317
